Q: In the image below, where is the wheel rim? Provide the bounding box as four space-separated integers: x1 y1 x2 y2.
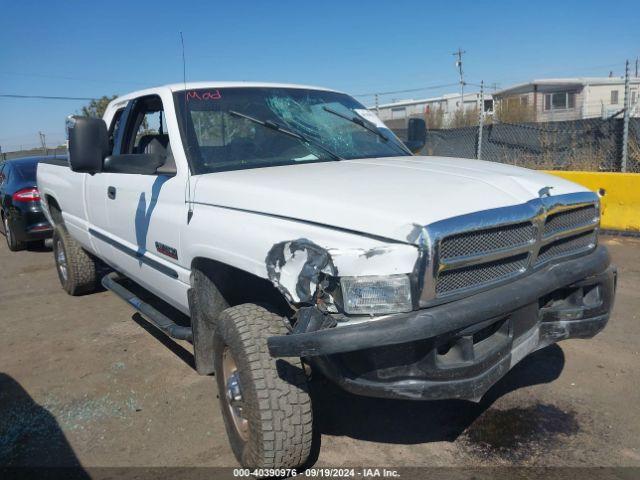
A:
56 239 68 282
4 217 11 246
222 347 249 441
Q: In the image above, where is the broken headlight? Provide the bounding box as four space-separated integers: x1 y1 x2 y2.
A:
340 274 412 315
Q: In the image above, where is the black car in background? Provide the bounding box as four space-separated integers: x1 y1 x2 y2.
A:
0 157 55 251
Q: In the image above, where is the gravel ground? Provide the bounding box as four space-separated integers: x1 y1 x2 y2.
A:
1 235 639 473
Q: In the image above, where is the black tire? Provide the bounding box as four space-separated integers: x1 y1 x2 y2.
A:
52 224 98 295
3 214 25 251
214 304 313 469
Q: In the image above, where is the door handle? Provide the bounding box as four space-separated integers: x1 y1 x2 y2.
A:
107 186 116 200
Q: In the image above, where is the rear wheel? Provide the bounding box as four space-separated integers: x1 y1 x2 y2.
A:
3 215 25 251
213 304 313 469
53 224 98 295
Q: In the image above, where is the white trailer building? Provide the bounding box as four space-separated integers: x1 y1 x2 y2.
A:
371 92 493 128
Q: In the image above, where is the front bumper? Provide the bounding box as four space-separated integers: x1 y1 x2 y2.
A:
268 246 616 401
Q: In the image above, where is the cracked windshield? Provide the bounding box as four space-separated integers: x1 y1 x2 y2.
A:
174 87 410 173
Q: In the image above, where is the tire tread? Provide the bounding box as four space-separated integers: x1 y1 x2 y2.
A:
216 304 313 469
53 224 97 295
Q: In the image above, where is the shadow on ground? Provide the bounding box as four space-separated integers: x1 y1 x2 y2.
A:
312 344 565 445
0 373 89 476
131 313 196 370
25 241 52 253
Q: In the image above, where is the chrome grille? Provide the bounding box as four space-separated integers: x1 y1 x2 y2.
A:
536 230 597 264
439 222 536 260
436 254 529 295
543 204 597 236
422 192 600 305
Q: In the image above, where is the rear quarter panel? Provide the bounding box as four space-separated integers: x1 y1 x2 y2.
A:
37 162 94 251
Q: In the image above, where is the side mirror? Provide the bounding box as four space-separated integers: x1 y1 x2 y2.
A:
405 117 426 154
67 116 110 174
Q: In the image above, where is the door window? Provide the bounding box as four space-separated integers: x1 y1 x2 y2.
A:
119 96 170 157
108 109 124 155
132 110 167 153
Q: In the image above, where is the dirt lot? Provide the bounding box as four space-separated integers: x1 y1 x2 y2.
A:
1 235 639 472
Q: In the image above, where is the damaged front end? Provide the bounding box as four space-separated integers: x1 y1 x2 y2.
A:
263 192 615 402
265 237 422 316
267 246 615 402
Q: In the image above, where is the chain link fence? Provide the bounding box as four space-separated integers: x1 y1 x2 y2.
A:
0 147 67 163
389 91 640 174
399 117 640 173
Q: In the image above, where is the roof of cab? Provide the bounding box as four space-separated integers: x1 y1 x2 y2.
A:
110 81 342 106
166 81 339 93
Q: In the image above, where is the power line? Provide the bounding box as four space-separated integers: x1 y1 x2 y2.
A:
353 82 460 97
0 131 63 141
0 71 146 86
0 94 95 100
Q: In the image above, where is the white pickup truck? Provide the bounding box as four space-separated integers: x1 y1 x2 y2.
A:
37 82 616 469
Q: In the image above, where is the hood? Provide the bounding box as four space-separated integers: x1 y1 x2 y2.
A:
192 156 589 244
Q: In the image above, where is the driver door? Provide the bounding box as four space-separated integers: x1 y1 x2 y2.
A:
101 94 189 312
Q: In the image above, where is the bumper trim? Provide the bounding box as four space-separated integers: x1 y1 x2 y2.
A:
268 246 612 358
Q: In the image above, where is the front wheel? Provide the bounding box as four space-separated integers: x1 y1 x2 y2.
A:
214 304 314 469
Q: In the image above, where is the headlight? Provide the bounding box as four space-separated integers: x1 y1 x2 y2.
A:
340 274 412 315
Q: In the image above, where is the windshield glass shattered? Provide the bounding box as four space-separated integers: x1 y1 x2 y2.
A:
174 87 410 174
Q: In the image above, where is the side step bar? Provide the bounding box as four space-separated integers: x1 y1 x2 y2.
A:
101 272 193 342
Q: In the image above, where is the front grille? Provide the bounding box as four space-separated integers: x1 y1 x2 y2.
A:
543 204 597 236
424 194 600 302
439 222 536 260
436 254 529 295
536 230 597 264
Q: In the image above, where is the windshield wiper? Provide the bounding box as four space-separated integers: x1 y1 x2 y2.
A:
228 110 343 161
323 106 389 142
322 106 411 155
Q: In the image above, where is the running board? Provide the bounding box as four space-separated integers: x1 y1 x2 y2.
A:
101 272 193 342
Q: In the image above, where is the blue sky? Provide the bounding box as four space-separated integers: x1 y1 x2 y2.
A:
1 0 638 151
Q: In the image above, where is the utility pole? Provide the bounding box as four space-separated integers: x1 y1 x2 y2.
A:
452 48 466 112
477 80 484 160
374 93 379 115
635 57 639 77
621 60 630 172
38 132 47 155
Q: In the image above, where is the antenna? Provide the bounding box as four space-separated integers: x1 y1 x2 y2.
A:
180 32 194 223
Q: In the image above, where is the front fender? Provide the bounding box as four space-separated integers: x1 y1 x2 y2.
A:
182 203 419 304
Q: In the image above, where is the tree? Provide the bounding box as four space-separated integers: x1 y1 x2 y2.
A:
494 96 536 123
424 106 445 129
80 95 118 119
449 107 480 128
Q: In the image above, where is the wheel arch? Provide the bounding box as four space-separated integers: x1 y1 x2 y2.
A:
188 256 293 375
44 194 64 226
190 256 292 316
